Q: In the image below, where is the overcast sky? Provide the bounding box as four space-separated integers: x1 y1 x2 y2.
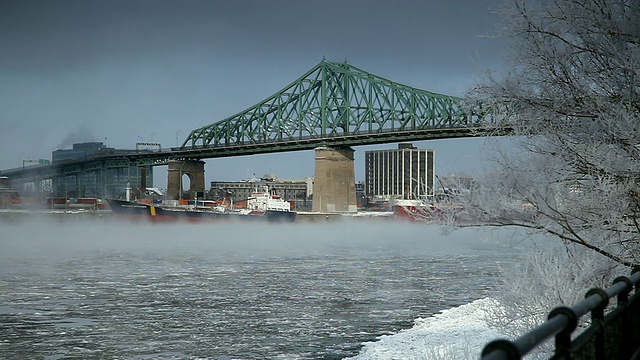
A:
0 0 508 188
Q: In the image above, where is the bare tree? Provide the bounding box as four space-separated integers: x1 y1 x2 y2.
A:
466 0 640 268
461 1 640 350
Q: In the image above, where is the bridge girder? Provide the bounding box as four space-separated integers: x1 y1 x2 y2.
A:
2 60 499 186
182 59 483 149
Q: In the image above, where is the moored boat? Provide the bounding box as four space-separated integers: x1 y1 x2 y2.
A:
107 185 296 223
391 198 431 221
391 198 464 223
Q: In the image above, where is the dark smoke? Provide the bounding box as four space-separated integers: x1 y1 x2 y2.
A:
56 126 96 150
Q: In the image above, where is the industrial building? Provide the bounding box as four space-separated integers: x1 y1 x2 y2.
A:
0 176 19 208
438 172 477 196
364 143 435 202
209 175 313 210
52 142 153 199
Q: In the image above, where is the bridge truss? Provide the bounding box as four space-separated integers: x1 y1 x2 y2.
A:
182 59 483 151
3 59 493 197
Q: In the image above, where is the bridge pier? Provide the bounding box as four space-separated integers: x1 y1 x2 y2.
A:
312 146 357 213
167 160 205 200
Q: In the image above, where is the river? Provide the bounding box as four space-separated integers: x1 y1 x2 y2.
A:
0 216 526 359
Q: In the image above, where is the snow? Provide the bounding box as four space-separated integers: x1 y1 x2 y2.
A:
348 298 506 360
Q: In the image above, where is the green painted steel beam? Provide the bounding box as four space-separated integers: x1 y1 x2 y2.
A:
181 59 483 149
2 60 498 185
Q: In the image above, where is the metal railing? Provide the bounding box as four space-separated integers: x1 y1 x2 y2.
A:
481 268 640 360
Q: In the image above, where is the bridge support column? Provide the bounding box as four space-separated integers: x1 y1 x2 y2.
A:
167 160 206 200
312 146 357 213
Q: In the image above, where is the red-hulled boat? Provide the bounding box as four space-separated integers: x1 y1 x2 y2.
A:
107 185 296 223
391 198 464 223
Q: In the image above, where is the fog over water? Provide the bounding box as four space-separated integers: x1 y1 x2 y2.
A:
0 217 529 359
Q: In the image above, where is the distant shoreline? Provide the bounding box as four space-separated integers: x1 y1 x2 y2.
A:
0 209 396 223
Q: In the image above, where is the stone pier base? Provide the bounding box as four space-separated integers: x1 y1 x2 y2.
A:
167 160 205 200
312 146 357 213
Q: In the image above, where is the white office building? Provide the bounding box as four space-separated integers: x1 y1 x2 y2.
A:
364 143 435 201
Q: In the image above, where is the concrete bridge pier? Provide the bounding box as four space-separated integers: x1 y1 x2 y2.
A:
167 160 205 200
312 146 357 213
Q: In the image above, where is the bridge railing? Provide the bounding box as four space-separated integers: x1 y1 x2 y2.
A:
481 268 640 360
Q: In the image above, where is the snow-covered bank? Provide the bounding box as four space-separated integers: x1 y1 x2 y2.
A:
348 298 505 360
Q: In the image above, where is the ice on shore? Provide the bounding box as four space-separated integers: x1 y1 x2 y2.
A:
349 298 505 360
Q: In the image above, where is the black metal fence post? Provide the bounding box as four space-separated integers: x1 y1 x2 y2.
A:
481 268 640 360
547 306 578 359
585 288 609 359
631 266 640 359
612 276 632 359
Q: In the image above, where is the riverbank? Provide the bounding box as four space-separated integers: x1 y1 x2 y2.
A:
0 209 395 223
0 209 108 222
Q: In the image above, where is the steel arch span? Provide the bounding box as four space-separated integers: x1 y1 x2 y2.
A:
182 59 484 151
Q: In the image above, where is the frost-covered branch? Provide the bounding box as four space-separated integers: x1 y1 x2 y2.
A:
465 0 640 268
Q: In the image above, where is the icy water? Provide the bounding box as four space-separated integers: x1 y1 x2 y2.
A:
0 217 524 359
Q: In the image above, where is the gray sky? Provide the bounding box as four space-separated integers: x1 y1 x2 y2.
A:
0 0 507 188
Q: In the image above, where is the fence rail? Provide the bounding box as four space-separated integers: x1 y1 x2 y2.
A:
481 268 640 360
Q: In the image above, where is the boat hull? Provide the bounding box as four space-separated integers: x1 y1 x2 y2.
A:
391 199 434 222
391 199 465 223
106 199 296 223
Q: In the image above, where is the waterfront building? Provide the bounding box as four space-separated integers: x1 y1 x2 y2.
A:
437 172 477 199
210 174 313 210
364 143 435 202
0 176 19 208
52 142 153 199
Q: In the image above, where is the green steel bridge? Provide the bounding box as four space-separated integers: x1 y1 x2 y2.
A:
180 59 486 154
2 59 492 186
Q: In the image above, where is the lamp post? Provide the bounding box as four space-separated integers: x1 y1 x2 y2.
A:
151 132 156 142
175 131 181 147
